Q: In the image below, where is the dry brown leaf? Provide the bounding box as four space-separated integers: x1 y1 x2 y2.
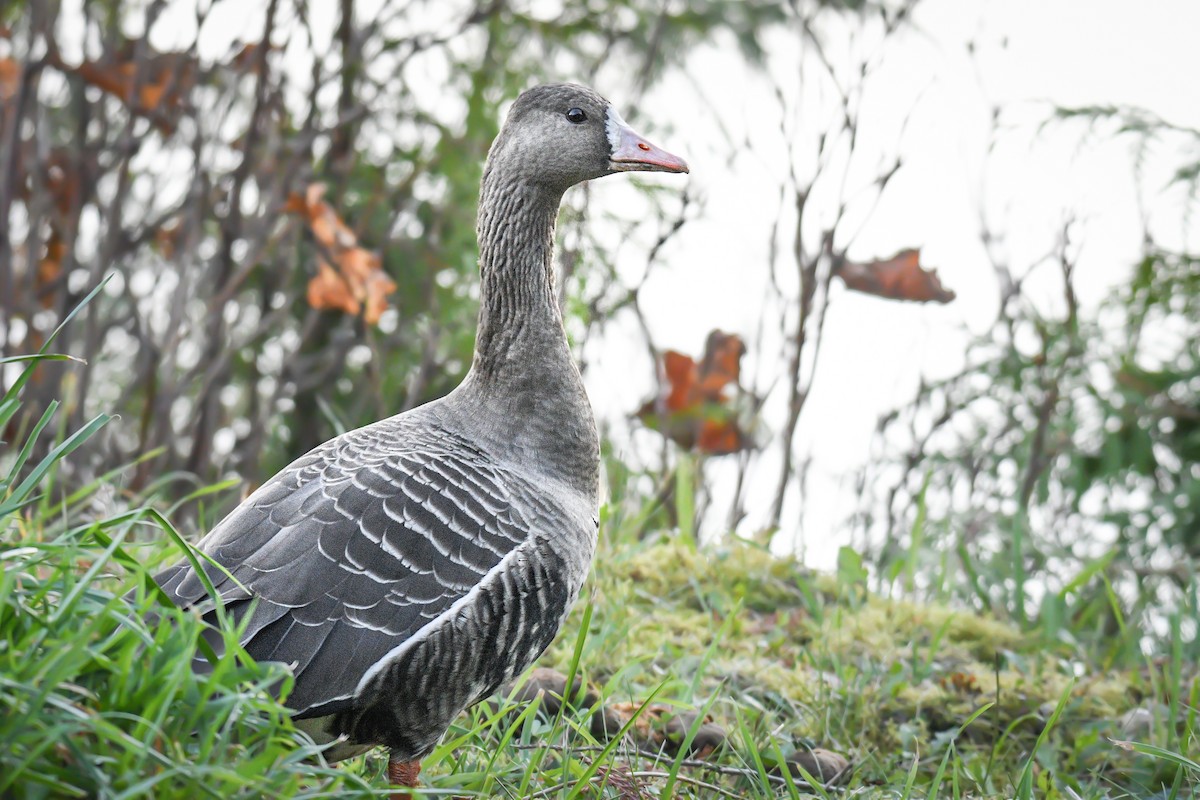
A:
287 183 357 250
281 192 310 216
608 701 666 744
306 259 361 318
289 183 395 325
154 218 184 259
0 56 19 102
42 151 82 215
506 667 599 715
637 330 749 455
663 350 695 411
696 418 744 455
229 41 275 74
606 702 726 758
37 234 66 307
337 247 397 325
938 670 981 694
836 248 956 304
695 330 743 399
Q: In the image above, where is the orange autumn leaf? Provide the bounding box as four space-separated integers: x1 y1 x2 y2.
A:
42 150 82 215
307 260 360 318
340 247 397 324
938 671 980 694
36 234 67 308
663 350 695 410
46 38 274 127
695 330 743 399
637 330 749 455
662 331 745 412
15 149 88 308
281 192 309 216
288 183 396 325
0 56 19 103
697 418 743 455
229 41 276 74
836 248 955 304
154 218 185 259
286 183 357 249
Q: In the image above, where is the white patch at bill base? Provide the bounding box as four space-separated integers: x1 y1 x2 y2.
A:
605 106 629 152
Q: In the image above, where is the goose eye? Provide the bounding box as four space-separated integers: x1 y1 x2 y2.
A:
565 107 587 124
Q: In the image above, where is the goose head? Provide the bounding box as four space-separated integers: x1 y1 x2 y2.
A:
487 83 688 191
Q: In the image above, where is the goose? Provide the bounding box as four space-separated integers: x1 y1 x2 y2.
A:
154 83 687 796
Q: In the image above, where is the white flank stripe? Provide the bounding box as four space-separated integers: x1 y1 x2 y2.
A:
354 539 533 695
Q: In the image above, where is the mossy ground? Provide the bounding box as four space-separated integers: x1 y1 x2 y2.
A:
329 531 1195 798
3 499 1194 798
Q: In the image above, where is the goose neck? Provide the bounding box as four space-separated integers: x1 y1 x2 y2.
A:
454 166 598 497
472 167 567 375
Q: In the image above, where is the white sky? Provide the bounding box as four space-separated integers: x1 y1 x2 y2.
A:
583 0 1200 566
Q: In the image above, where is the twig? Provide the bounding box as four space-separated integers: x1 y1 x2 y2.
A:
626 770 745 798
512 743 797 788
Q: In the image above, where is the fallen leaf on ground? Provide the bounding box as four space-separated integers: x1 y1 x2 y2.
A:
502 667 599 716
607 702 728 758
938 670 980 694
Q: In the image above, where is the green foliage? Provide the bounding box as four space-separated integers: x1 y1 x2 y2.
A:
1087 250 1200 555
869 242 1200 659
0 536 363 798
0 334 368 798
849 103 1200 671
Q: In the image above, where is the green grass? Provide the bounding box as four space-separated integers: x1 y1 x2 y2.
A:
2 326 1197 797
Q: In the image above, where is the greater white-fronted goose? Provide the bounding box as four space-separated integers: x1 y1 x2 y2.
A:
155 82 687 796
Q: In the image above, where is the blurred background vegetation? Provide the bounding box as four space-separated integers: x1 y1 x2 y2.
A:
3 0 1196 649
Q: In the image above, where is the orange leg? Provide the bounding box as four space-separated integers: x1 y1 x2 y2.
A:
387 756 422 800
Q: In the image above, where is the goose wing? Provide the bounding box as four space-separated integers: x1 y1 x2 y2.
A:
155 416 550 717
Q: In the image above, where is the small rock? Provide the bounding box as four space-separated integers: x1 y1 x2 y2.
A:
589 703 625 741
501 668 622 740
607 702 728 758
660 709 727 758
778 748 851 785
1116 704 1169 738
504 667 599 716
